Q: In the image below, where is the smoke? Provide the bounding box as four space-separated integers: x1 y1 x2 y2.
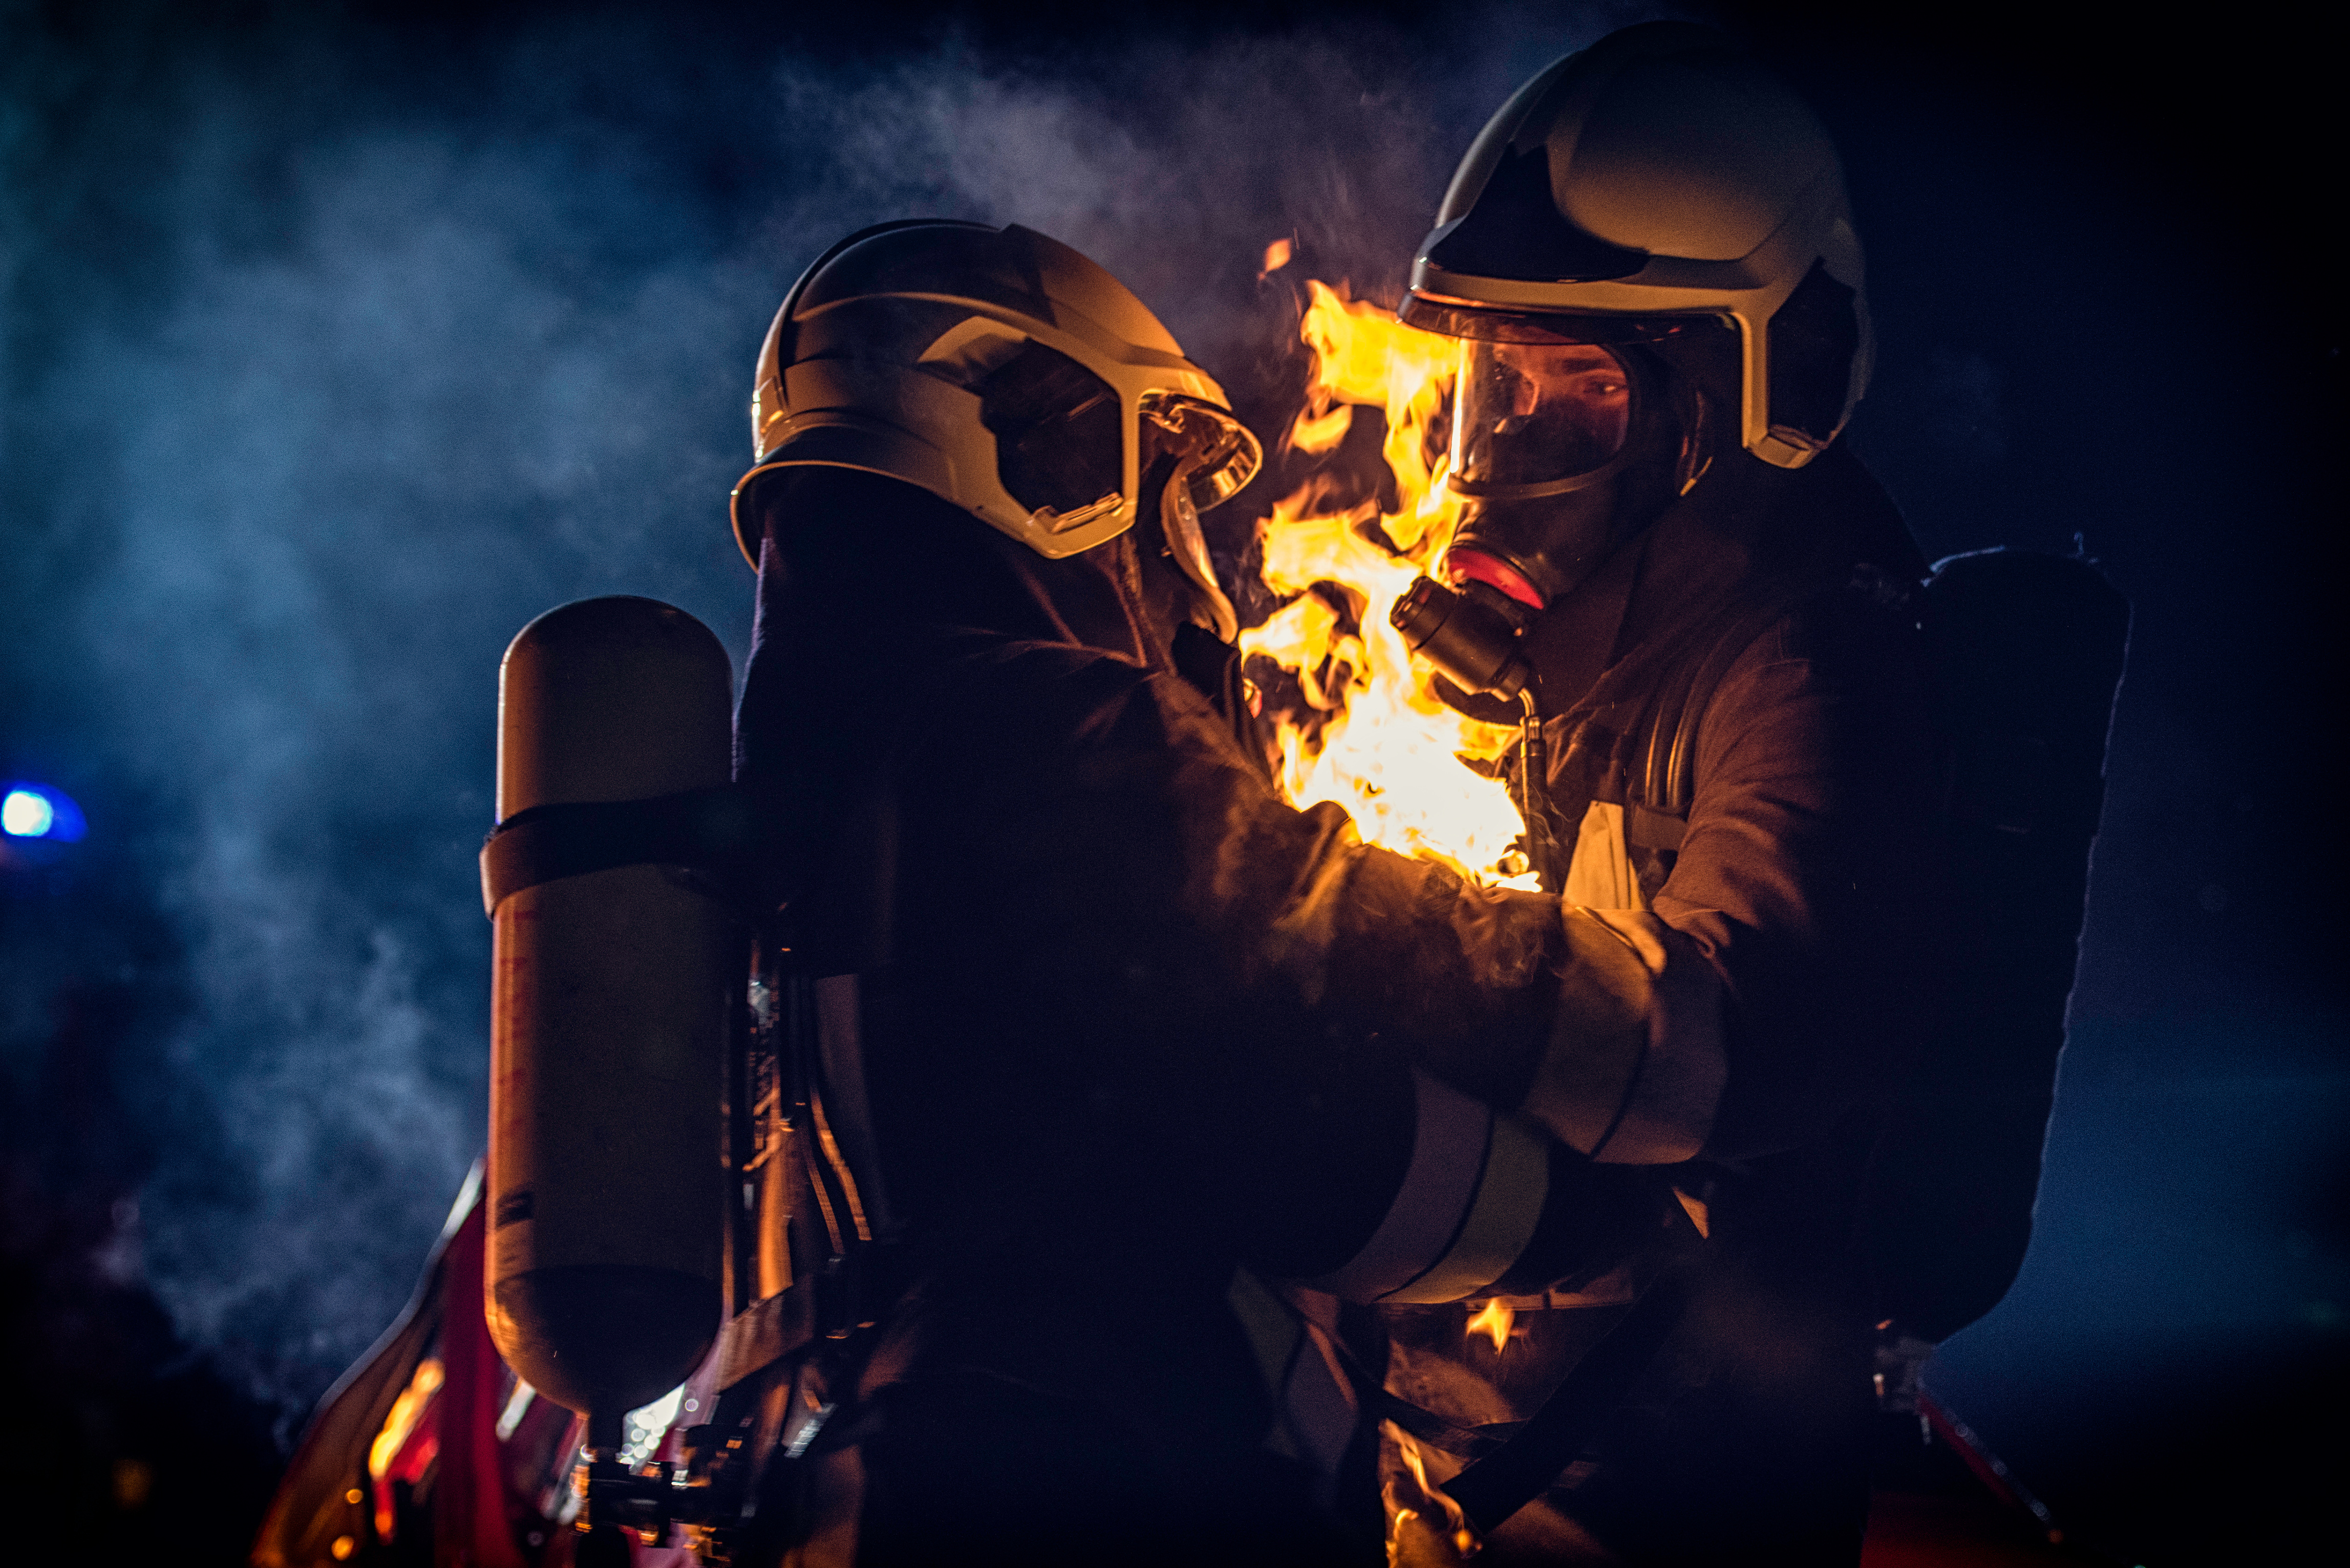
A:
6 16 2343 1562
0 1 1662 1422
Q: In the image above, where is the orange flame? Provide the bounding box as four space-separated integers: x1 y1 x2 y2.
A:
1288 402 1353 455
368 1356 444 1540
1241 280 1532 888
1388 1506 1420 1568
1259 236 1295 278
1388 1426 1481 1560
1466 1298 1515 1354
368 1356 443 1480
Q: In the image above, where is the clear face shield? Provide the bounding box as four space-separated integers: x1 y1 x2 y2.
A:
1435 338 1654 611
1448 340 1635 499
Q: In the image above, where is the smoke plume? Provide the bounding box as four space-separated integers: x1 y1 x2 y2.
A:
0 0 1646 1422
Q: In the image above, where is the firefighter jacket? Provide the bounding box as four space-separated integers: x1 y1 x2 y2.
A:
730 466 1729 1564
1373 442 1952 1567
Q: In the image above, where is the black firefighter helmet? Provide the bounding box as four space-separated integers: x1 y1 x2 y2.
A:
1390 23 1876 707
1405 21 1871 476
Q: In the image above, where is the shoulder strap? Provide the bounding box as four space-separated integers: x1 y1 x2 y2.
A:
1635 569 1854 822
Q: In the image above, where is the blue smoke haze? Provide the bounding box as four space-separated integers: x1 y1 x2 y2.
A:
1 1 2339 1551
0 0 1648 1420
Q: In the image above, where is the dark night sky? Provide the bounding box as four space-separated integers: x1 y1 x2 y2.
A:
2 1 2339 1559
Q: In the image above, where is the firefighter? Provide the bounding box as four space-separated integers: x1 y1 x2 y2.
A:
721 219 1729 1566
1370 22 1955 1566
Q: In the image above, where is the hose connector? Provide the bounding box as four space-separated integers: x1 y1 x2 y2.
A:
1390 575 1533 699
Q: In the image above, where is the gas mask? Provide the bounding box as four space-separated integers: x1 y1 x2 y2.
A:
1393 338 1700 713
1441 339 1694 614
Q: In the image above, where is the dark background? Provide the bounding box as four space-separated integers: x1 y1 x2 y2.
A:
2 1 2337 1561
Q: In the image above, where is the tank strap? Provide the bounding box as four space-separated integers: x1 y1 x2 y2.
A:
1622 800 1686 853
713 1274 819 1391
478 783 753 915
1441 1252 1702 1533
1334 1205 1707 1532
1635 571 1847 821
1544 572 1843 896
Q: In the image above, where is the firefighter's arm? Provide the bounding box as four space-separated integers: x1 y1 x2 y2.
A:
1144 674 1726 1167
1035 659 1718 1300
958 646 1725 1176
1526 905 1726 1164
1247 855 1722 1302
1649 595 1944 1159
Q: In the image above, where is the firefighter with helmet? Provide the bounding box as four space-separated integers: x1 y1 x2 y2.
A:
252 28 2115 1561
1365 21 1960 1566
719 219 1734 1565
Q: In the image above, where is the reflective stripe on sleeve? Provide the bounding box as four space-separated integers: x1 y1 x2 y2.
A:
1580 909 1725 1165
1380 1111 1548 1305
1307 1073 1550 1307
1307 1070 1493 1303
1523 905 1725 1164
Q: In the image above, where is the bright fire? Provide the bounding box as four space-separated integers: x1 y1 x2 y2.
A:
1466 1298 1515 1354
1240 278 1534 889
1388 1426 1481 1560
368 1356 443 1480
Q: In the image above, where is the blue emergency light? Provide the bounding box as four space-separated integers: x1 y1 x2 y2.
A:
1 783 86 842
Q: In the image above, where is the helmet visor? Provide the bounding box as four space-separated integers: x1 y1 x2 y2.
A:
1449 339 1632 495
1140 392 1258 643
1140 391 1262 514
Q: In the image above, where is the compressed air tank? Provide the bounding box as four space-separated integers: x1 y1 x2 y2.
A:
484 596 734 1421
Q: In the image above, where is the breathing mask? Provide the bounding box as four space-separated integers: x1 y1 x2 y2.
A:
1442 338 1694 613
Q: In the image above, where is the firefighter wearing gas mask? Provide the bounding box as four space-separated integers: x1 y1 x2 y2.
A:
255 31 2117 1560
1369 23 1956 1567
708 219 1732 1567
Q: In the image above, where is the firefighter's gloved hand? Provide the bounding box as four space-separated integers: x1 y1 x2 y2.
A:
1524 905 1727 1165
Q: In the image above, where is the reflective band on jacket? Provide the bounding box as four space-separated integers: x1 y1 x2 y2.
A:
1382 1111 1547 1304
1307 1071 1548 1305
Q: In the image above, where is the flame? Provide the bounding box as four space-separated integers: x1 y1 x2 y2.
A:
1288 403 1354 454
368 1356 443 1480
1388 1506 1419 1568
1241 280 1532 888
368 1356 445 1541
1260 236 1295 278
1387 1426 1481 1560
1466 1298 1515 1354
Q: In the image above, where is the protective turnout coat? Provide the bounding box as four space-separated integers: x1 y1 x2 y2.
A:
1374 443 1949 1567
731 468 1728 1566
